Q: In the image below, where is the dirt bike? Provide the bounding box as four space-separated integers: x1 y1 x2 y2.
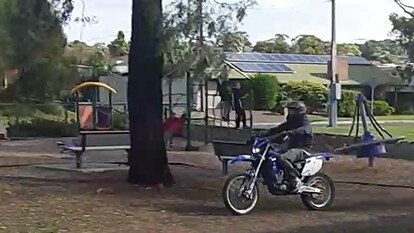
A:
222 135 335 215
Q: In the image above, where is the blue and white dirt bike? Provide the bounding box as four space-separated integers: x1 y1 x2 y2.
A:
222 135 335 215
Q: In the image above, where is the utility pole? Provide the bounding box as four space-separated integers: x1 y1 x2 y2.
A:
328 0 338 127
79 0 85 41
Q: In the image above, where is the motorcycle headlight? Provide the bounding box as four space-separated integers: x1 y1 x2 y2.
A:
252 147 261 154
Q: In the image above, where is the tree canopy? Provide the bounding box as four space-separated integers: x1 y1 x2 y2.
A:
108 31 129 57
0 0 77 102
390 1 414 62
252 34 291 53
291 35 326 55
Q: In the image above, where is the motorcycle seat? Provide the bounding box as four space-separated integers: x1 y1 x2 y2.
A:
294 150 317 164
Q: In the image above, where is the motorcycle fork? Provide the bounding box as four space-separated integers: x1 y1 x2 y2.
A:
245 145 270 194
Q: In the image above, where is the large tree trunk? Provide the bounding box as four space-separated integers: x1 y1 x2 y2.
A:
127 0 174 186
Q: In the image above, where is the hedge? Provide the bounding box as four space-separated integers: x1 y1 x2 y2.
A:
250 74 280 110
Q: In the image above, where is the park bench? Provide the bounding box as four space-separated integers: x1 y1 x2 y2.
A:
211 140 251 175
58 130 131 168
58 114 187 169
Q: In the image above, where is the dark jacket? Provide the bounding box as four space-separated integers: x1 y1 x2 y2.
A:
231 88 243 111
260 114 313 149
218 83 232 102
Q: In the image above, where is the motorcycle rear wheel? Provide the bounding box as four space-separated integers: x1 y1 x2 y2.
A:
300 172 335 210
222 174 259 215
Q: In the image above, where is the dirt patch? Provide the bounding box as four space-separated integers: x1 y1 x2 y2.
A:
0 140 414 232
0 156 414 232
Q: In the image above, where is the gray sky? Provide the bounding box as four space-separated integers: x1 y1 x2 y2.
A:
63 0 410 45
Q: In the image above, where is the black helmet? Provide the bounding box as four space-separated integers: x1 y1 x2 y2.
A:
286 101 306 114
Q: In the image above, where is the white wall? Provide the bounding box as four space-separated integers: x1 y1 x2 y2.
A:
99 75 128 109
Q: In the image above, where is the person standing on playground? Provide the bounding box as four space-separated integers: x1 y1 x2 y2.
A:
232 82 247 129
218 81 232 121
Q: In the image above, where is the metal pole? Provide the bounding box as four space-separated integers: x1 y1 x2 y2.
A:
371 86 375 114
80 0 85 41
92 87 97 129
359 99 369 133
167 75 173 149
109 91 113 129
204 80 209 144
185 71 192 150
168 75 173 116
328 0 338 127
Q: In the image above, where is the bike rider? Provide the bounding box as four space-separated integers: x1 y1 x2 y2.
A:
256 101 313 192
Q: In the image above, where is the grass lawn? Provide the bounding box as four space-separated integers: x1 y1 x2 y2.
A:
314 123 414 141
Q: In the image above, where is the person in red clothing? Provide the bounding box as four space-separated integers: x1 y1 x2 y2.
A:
163 113 186 148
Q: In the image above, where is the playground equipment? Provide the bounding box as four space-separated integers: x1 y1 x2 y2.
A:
162 71 254 150
334 93 405 167
71 81 117 130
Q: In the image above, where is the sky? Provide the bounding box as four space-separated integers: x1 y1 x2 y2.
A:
63 0 411 46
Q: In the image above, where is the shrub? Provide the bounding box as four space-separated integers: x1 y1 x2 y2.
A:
250 74 279 110
112 111 129 130
271 91 288 114
281 81 327 113
6 118 78 137
338 90 357 117
369 100 395 116
36 103 66 116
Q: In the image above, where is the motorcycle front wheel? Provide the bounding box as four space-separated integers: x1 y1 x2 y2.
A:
222 174 259 215
300 172 335 211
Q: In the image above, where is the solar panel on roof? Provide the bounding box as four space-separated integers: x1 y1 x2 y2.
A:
225 52 371 65
232 62 293 73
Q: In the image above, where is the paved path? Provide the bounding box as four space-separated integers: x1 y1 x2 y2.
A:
253 120 414 129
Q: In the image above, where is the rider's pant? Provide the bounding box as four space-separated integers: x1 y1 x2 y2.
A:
278 148 307 179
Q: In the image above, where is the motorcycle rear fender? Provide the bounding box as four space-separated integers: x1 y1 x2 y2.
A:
301 156 324 176
230 155 257 164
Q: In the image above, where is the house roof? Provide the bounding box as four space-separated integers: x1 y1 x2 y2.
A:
225 52 404 86
227 63 403 86
108 52 403 87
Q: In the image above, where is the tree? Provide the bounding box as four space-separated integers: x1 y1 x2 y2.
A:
393 0 414 17
0 0 75 102
389 1 414 61
359 39 405 61
390 15 414 62
291 35 326 55
108 31 129 57
337 43 361 56
216 31 251 52
252 34 291 53
127 0 256 186
128 0 174 186
84 49 108 77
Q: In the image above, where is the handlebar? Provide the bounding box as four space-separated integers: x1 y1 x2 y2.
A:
247 132 291 145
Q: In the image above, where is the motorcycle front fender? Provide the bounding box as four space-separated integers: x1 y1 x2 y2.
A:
229 154 257 164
